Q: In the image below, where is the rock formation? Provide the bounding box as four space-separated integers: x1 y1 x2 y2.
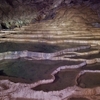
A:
0 1 100 100
0 0 100 29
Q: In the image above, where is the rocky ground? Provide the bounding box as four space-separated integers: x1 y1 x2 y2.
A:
0 1 100 100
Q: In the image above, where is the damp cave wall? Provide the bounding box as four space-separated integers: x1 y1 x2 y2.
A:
0 0 100 29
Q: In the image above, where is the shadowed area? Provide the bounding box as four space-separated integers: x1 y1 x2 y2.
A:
77 73 100 88
33 70 79 91
0 42 62 53
0 42 86 53
0 59 81 83
81 63 100 70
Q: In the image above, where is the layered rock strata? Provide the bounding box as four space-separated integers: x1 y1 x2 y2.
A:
0 4 100 100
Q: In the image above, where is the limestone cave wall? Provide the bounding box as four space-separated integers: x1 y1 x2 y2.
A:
0 0 100 29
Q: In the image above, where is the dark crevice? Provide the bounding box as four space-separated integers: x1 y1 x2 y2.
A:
1 23 8 29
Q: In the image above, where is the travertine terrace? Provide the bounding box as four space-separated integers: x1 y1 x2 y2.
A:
0 4 100 100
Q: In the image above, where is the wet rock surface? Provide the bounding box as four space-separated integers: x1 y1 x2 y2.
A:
77 72 100 88
0 1 100 100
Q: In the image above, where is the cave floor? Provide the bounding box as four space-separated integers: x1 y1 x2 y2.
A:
0 5 100 100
